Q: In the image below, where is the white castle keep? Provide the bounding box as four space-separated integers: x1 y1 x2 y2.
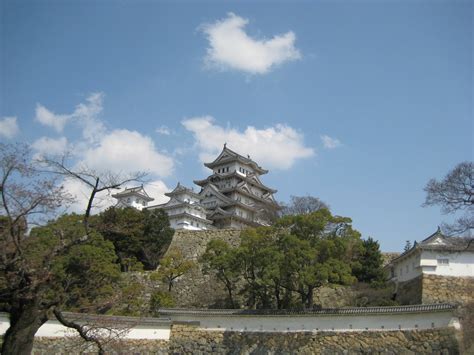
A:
113 145 280 230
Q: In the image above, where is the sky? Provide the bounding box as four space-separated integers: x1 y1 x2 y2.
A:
1 0 472 251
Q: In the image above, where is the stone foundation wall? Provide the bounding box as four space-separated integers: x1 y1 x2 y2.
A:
24 338 169 355
168 324 460 354
422 275 474 305
165 229 242 308
20 324 460 355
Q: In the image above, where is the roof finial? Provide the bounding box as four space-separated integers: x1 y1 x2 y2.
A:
247 154 250 159
437 226 441 232
224 142 227 148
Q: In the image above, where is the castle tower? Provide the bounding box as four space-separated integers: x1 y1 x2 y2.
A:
194 144 280 229
111 185 154 210
147 183 213 230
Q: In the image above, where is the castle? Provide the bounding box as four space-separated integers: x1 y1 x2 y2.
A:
112 144 280 230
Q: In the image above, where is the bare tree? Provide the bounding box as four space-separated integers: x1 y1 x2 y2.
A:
0 143 146 355
280 195 329 216
38 155 146 231
423 162 474 235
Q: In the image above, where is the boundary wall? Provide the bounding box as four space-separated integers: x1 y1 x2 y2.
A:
0 304 464 354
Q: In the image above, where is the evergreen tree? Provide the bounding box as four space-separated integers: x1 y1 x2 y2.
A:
404 240 412 252
94 207 174 270
354 237 386 284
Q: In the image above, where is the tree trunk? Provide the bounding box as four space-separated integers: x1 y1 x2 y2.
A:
1 303 48 355
274 283 281 309
306 287 314 309
225 281 235 308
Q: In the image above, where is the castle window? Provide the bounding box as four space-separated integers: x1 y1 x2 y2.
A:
437 258 449 266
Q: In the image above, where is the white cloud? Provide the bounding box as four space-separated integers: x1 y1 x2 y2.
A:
201 12 301 75
73 92 106 143
0 116 19 139
35 105 70 133
321 135 342 149
182 116 314 170
138 180 170 205
31 93 176 215
61 178 116 214
156 125 171 135
81 129 174 178
35 93 105 142
31 137 68 157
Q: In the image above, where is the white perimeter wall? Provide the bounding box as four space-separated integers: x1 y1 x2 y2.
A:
0 314 170 340
165 311 457 332
0 311 459 339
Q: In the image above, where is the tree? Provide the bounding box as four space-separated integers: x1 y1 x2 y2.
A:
149 291 175 316
201 239 242 308
152 248 195 292
141 208 174 269
280 195 329 216
354 237 386 284
404 240 412 252
0 143 144 354
202 209 362 310
239 228 283 309
94 207 173 270
423 162 474 235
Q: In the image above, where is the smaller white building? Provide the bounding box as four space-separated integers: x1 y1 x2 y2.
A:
147 183 213 230
388 228 474 283
111 185 154 210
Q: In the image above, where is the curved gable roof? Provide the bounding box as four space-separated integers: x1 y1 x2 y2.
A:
204 145 268 175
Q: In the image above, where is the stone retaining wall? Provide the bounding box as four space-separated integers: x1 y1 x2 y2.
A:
17 324 461 354
30 337 169 355
165 229 242 308
422 275 474 305
168 324 460 354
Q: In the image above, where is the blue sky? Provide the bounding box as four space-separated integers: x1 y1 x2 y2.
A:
1 0 472 251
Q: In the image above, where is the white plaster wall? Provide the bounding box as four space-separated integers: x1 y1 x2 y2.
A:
169 217 205 230
394 252 422 282
165 311 456 332
0 314 171 340
117 199 146 211
421 250 474 277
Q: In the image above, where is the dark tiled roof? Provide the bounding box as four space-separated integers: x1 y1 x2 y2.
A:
57 312 171 326
112 185 154 201
166 182 200 198
422 236 474 251
159 303 456 317
204 146 268 174
389 229 474 265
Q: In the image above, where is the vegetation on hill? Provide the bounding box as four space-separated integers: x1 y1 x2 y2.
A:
93 206 174 271
202 208 387 309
